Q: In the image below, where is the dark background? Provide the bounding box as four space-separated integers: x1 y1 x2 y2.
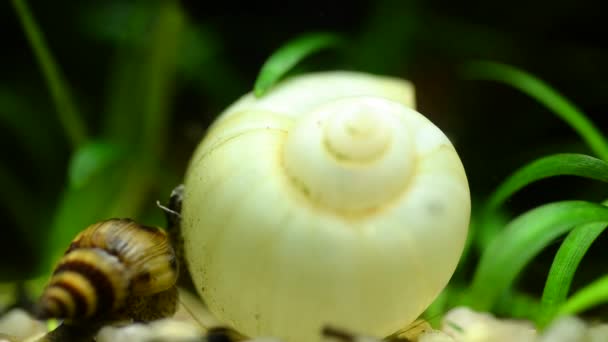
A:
0 0 606 312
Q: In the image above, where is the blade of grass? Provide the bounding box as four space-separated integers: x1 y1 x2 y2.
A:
101 4 156 145
11 0 87 148
537 220 607 327
485 153 608 213
68 140 125 189
138 0 183 160
474 206 509 251
464 61 608 161
106 0 183 218
469 200 608 311
39 1 184 275
495 290 541 320
254 32 342 97
477 153 608 255
41 163 130 274
558 274 608 317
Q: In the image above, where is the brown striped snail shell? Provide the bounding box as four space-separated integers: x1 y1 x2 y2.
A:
36 218 178 321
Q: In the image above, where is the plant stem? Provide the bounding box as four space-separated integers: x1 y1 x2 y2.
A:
12 0 87 149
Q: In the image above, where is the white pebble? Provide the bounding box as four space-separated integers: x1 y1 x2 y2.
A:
442 307 536 342
539 316 588 342
96 323 155 342
442 307 495 337
0 308 46 340
149 319 203 338
587 323 608 342
96 319 204 342
418 330 455 342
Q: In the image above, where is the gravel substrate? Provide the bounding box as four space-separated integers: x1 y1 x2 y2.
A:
1 302 607 341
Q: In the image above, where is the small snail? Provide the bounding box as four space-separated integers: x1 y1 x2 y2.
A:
36 219 178 322
181 71 471 342
35 216 246 342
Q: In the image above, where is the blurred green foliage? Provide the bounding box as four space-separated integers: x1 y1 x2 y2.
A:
1 0 607 329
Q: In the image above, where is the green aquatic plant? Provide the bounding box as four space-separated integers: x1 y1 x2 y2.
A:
4 0 607 335
461 61 608 328
7 0 186 278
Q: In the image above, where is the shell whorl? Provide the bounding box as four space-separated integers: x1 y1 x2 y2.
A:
282 96 417 213
37 248 128 319
36 219 178 320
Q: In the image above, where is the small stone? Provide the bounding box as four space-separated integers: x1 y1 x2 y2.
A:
0 333 18 342
442 307 495 336
442 307 536 342
0 308 46 340
23 332 48 342
539 316 587 342
149 318 204 338
96 323 155 342
96 319 204 342
587 323 608 342
418 330 455 342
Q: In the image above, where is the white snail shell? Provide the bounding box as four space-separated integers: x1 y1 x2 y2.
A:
182 71 470 342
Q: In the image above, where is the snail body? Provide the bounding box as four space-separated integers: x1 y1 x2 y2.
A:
181 72 471 342
37 219 178 322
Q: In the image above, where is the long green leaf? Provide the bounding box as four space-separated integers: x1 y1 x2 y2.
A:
469 201 608 311
40 2 184 275
558 274 608 317
42 161 139 274
485 153 608 213
495 290 541 320
537 220 607 327
254 33 342 97
68 141 125 189
11 0 86 148
464 61 608 161
138 1 183 160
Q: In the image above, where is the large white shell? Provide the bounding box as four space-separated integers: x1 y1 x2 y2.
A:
182 71 470 342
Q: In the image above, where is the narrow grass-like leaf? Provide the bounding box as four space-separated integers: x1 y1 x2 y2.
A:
464 61 608 161
101 0 182 158
41 161 138 274
495 290 541 320
138 1 183 160
537 220 607 327
469 201 608 311
68 141 125 189
558 274 608 317
254 33 342 97
11 0 87 148
474 207 509 251
40 2 183 274
485 153 608 213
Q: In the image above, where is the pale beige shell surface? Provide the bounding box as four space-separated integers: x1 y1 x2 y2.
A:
182 71 470 342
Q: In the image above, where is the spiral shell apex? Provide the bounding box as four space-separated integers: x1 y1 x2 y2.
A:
182 71 470 342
